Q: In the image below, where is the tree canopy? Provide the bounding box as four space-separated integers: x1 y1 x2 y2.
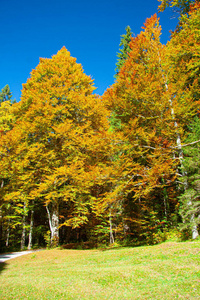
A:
158 0 199 14
0 2 199 251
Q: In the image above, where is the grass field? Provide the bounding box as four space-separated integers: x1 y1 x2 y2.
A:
0 241 199 299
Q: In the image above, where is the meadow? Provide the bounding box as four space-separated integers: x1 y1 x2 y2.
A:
0 241 199 299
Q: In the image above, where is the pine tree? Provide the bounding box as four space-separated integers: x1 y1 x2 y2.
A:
179 117 200 238
0 85 15 104
115 26 133 77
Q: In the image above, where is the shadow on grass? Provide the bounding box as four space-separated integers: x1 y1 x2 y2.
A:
61 241 146 251
0 262 7 275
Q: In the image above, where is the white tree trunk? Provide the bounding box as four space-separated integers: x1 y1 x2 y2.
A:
188 201 199 239
168 97 184 168
6 219 10 247
21 203 26 250
166 82 199 238
109 207 114 244
46 202 59 247
28 207 34 250
192 225 199 240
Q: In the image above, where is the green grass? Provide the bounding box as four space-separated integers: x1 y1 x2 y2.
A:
0 241 200 299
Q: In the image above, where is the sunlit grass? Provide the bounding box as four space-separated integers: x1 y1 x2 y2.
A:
0 241 199 299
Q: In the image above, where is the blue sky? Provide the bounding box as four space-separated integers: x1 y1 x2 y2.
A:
0 0 178 101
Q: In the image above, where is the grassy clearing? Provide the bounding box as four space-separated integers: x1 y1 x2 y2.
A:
0 241 199 299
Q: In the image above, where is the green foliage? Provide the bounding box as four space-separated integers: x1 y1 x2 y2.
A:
158 0 198 14
165 228 182 241
0 85 15 104
115 25 133 77
145 229 168 245
43 231 51 248
89 221 110 246
179 116 200 236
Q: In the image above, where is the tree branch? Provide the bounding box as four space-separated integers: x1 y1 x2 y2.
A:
170 139 200 149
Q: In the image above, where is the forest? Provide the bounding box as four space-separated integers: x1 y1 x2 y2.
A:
0 0 199 251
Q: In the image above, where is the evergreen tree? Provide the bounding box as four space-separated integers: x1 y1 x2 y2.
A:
115 26 133 77
179 117 200 238
0 85 15 104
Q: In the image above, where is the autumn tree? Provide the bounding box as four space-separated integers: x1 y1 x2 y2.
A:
0 47 115 248
103 13 199 243
165 1 200 104
103 15 175 242
165 2 200 238
0 90 18 250
158 0 199 14
1 4 199 248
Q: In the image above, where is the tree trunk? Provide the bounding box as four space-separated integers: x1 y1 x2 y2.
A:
46 202 59 247
21 203 26 250
163 194 168 219
162 179 168 220
6 219 10 247
192 224 199 240
28 207 34 250
165 81 199 238
160 56 184 166
0 207 2 246
189 202 199 239
109 207 114 244
168 95 184 169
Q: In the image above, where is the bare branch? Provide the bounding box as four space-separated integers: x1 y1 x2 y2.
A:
170 139 200 149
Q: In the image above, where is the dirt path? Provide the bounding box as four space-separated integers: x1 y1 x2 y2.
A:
0 251 34 262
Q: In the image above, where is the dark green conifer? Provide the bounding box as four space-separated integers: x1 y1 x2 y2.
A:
179 116 200 238
115 26 133 77
0 85 15 104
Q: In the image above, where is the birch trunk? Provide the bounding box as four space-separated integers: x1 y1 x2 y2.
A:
21 203 26 250
159 52 184 165
46 202 59 247
6 219 10 247
28 207 34 250
168 95 184 168
162 179 168 220
165 82 199 238
191 223 199 239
